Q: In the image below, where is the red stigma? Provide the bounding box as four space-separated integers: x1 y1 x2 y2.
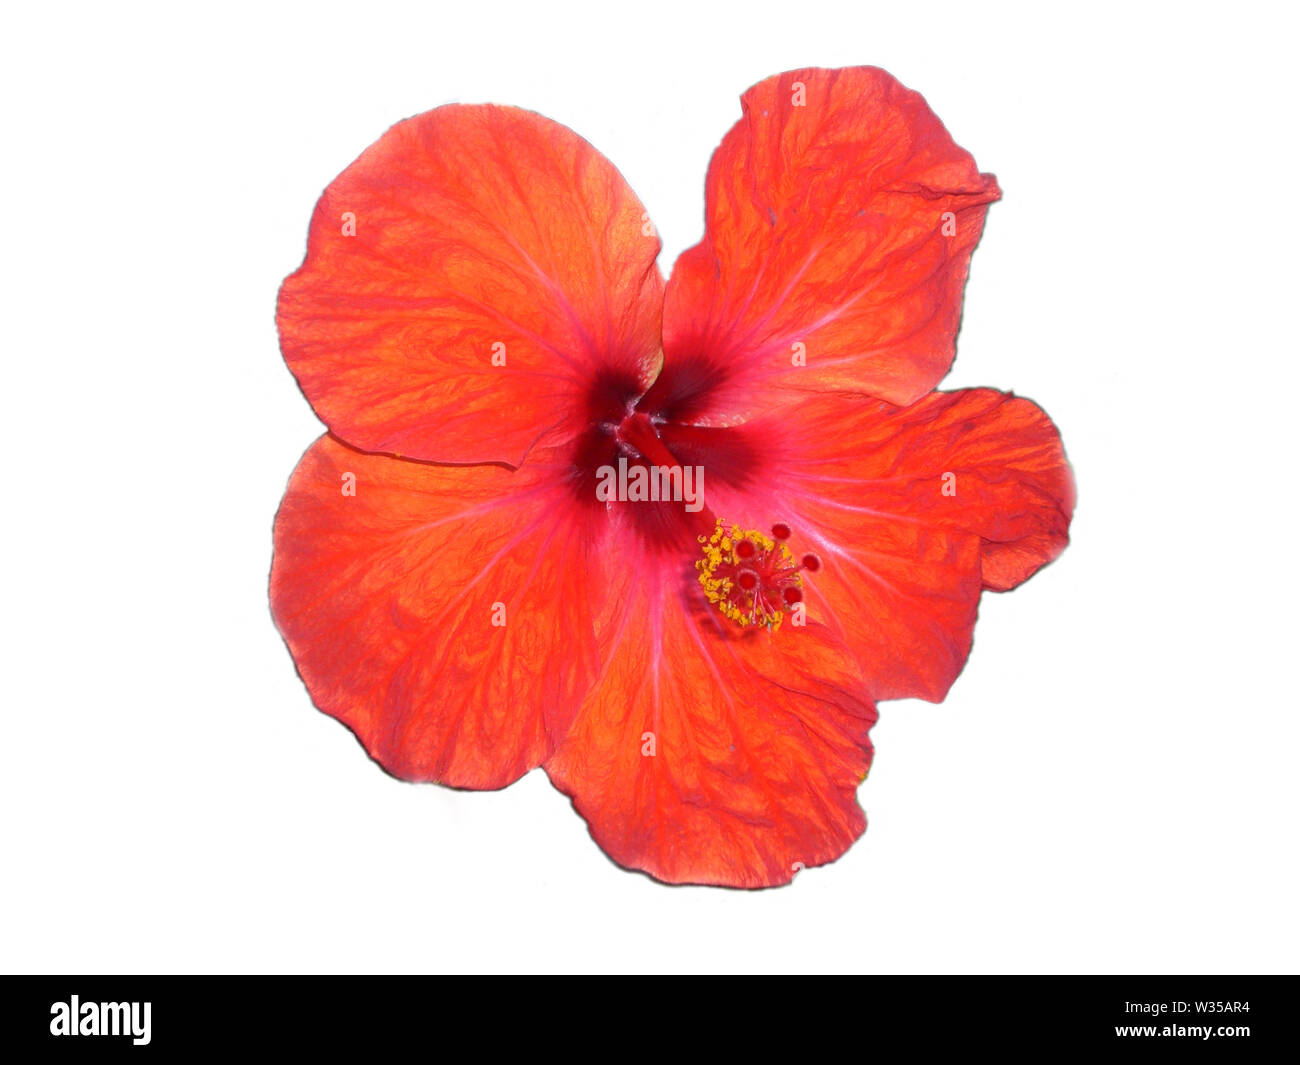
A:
696 520 822 630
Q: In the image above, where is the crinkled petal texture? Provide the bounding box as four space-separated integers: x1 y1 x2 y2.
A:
545 548 878 888
657 66 1000 423
271 435 605 789
691 388 1074 702
277 104 664 467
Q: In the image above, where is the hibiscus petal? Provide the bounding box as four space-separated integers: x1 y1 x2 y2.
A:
784 388 1073 588
270 435 605 788
278 105 664 467
695 445 982 704
657 66 1000 421
731 389 1073 700
546 558 878 888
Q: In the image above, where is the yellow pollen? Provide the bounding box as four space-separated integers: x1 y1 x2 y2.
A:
695 519 804 630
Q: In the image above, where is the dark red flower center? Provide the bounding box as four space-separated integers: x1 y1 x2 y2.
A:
571 364 818 629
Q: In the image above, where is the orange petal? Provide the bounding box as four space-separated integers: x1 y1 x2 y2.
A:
735 389 1073 700
695 444 983 704
938 391 1076 591
270 436 606 788
658 66 999 421
278 105 664 467
782 389 1074 589
546 559 878 888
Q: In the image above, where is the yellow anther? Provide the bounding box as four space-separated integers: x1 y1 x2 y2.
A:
695 518 804 631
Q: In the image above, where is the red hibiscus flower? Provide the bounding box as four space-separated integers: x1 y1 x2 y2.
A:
271 66 1074 888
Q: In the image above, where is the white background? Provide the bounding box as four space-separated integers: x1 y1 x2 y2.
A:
3 0 1296 974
